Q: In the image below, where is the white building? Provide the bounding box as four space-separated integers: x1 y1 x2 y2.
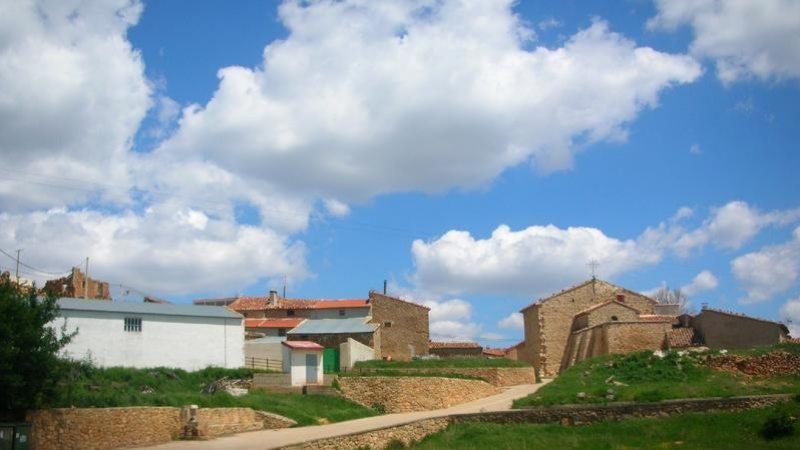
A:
54 298 244 370
281 341 324 386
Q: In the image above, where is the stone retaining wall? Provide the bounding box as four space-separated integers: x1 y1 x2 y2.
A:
353 367 535 387
281 418 450 450
26 407 181 450
338 376 500 413
275 394 793 450
451 394 793 426
26 406 296 450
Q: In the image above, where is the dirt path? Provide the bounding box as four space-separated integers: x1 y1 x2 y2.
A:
144 381 550 450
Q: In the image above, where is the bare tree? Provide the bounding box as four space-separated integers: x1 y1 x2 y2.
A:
653 286 693 314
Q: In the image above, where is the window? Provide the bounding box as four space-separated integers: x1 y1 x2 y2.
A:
338 309 345 316
124 317 142 332
287 309 295 317
611 316 619 321
278 328 287 337
384 321 393 328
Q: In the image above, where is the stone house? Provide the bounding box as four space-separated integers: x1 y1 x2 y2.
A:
53 298 244 370
520 279 658 377
686 307 790 349
429 341 483 358
226 290 429 361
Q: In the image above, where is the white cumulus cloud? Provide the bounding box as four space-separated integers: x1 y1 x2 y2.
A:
498 312 524 330
649 0 800 83
681 270 719 296
779 297 800 338
158 0 700 202
411 222 672 298
0 0 151 211
731 227 800 304
673 201 800 256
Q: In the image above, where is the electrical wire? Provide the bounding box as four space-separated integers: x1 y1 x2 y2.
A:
0 248 72 276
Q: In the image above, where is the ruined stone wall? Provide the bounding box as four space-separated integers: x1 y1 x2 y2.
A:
523 280 655 377
338 376 500 413
368 293 429 360
26 406 295 450
280 418 450 450
519 305 541 370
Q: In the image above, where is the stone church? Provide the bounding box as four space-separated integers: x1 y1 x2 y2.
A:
519 278 676 377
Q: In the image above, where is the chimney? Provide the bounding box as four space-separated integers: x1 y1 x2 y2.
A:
268 290 279 306
616 293 625 303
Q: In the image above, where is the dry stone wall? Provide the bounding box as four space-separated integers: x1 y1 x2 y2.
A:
280 418 450 450
338 376 500 413
354 367 535 387
26 406 295 450
451 394 792 426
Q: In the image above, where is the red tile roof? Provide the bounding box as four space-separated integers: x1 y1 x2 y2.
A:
521 278 656 312
482 348 505 357
230 297 369 311
282 340 324 350
244 318 305 329
429 341 482 349
668 328 704 348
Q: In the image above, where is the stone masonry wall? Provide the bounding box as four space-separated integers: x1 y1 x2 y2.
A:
451 394 792 426
26 406 295 450
280 418 450 450
605 321 669 354
368 293 429 360
338 376 500 413
522 280 655 377
353 367 535 387
26 407 181 450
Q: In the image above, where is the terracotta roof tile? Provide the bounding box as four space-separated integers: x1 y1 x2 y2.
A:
482 348 505 357
282 341 324 350
244 318 305 329
429 341 482 349
668 328 704 348
575 299 640 316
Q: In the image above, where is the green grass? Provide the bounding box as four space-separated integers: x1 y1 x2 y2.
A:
53 365 376 426
410 402 800 450
354 357 527 369
514 347 800 408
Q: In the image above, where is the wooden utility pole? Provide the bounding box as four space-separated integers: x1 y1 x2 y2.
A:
15 249 22 283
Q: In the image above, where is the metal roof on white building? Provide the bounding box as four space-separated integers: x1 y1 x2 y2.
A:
287 317 377 334
57 298 242 319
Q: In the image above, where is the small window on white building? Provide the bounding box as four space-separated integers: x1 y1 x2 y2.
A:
339 309 345 316
124 317 142 332
278 328 287 337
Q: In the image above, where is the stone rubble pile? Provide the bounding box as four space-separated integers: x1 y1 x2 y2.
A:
705 351 800 376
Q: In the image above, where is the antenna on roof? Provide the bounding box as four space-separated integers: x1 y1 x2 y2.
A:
383 279 387 295
283 276 286 298
588 259 599 280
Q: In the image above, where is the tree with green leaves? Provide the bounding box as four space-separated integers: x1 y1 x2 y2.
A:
0 272 75 416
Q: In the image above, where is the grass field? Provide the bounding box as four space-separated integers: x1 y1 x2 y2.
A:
514 346 800 408
409 401 800 450
54 365 376 426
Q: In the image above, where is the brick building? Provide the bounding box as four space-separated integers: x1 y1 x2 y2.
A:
43 267 110 300
520 279 658 377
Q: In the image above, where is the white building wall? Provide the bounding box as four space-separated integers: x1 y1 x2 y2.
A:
282 347 323 386
54 310 244 371
340 338 375 369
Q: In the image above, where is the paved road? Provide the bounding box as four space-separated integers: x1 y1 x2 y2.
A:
145 381 551 450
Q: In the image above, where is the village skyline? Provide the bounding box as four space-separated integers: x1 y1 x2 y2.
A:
1 0 799 345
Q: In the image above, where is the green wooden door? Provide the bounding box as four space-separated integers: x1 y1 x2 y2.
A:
323 347 340 373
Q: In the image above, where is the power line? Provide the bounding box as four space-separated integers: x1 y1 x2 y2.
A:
0 248 72 276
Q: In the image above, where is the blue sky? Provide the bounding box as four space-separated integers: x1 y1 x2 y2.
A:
1 0 799 346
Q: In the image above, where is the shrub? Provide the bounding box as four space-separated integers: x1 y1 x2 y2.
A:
385 438 407 449
371 403 386 414
760 403 796 440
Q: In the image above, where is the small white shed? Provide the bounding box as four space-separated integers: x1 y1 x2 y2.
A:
281 341 324 387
